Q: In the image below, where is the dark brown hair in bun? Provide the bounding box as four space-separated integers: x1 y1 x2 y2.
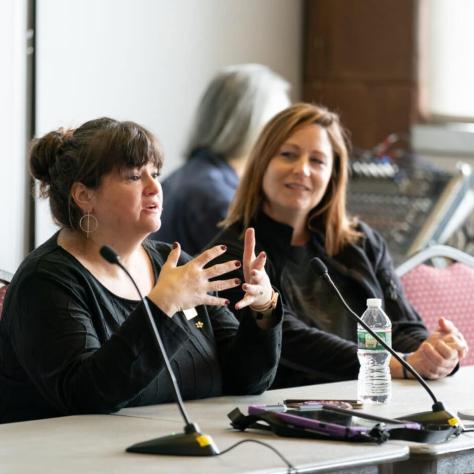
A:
29 117 163 230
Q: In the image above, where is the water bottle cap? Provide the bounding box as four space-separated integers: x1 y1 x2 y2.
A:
367 298 382 308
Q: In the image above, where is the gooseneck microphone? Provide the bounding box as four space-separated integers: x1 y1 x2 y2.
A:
310 257 461 433
100 245 219 456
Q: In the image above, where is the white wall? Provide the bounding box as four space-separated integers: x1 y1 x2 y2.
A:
35 0 303 246
0 0 28 273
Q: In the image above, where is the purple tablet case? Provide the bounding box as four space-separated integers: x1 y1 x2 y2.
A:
248 404 421 440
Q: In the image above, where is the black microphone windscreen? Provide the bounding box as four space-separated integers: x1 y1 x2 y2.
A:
100 245 120 264
310 257 328 276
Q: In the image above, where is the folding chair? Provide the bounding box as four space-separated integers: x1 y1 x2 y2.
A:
396 245 474 366
0 269 13 320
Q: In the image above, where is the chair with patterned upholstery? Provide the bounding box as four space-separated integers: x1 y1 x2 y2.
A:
396 245 474 366
0 269 13 320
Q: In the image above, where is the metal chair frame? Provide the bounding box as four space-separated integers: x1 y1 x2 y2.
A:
396 244 474 277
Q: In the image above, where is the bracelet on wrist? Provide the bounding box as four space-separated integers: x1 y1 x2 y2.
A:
250 289 279 319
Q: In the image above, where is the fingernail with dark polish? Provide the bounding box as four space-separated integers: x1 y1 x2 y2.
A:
224 299 230 305
234 278 240 284
235 261 241 267
172 242 178 249
221 245 227 251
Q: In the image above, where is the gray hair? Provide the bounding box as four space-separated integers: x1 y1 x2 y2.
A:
186 64 290 161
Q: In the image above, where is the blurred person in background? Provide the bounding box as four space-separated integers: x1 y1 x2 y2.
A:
151 63 290 255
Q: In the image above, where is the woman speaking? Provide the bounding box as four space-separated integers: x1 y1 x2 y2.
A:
0 118 282 423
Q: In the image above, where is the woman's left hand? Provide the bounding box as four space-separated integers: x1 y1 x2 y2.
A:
235 228 273 310
400 318 468 380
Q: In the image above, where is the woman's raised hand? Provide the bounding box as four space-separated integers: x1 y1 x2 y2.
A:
148 243 241 316
235 228 274 310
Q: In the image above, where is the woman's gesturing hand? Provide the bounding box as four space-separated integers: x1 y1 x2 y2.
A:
148 243 241 316
235 228 274 311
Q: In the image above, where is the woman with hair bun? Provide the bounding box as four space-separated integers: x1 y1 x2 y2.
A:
0 117 282 423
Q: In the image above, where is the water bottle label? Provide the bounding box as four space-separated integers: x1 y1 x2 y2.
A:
358 330 391 350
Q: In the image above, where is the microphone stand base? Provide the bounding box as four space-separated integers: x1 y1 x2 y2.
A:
393 406 463 443
401 405 460 429
126 431 220 456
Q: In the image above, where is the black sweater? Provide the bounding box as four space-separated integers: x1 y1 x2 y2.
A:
0 234 282 423
210 212 428 388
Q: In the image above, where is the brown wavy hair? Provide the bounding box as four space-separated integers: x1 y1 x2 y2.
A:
222 103 360 256
30 117 163 231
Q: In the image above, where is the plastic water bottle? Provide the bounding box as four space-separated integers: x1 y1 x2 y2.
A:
357 298 392 404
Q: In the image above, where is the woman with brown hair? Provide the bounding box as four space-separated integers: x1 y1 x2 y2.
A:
0 117 282 423
210 102 468 388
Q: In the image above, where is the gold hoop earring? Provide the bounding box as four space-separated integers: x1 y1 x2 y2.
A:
79 212 98 239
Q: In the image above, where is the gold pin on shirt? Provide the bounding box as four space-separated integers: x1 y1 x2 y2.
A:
195 320 204 329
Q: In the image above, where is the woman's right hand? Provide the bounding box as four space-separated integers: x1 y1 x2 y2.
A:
148 242 241 316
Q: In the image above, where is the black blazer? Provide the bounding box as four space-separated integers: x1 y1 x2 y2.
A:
210 212 428 388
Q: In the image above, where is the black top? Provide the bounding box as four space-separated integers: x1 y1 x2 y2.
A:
0 233 282 423
209 212 429 388
151 148 239 255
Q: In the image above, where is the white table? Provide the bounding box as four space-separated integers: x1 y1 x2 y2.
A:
1 366 473 473
0 413 408 474
0 401 408 474
119 365 474 474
